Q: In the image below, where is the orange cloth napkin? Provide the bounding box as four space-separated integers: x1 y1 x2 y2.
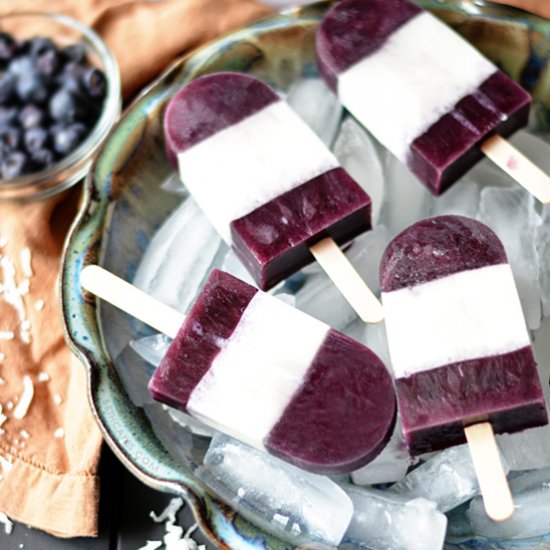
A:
492 0 550 18
0 0 271 538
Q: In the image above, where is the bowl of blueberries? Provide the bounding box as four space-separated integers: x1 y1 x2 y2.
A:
0 12 121 200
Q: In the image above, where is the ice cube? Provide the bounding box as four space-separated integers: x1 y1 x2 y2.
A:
160 172 188 196
129 334 172 368
164 406 216 439
497 315 550 470
467 468 550 539
478 186 542 330
342 485 447 550
390 444 505 512
295 226 390 329
380 154 433 237
351 419 414 485
221 249 256 286
333 117 385 224
286 77 343 147
510 130 550 175
197 433 353 546
429 179 480 219
364 319 392 372
133 198 223 312
143 403 210 470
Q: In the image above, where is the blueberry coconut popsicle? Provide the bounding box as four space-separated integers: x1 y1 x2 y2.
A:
164 72 383 323
81 266 397 474
317 0 550 203
380 215 548 520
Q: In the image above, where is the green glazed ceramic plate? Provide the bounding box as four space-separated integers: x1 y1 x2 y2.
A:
62 1 550 548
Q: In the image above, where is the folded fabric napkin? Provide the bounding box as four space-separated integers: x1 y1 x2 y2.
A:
0 0 271 538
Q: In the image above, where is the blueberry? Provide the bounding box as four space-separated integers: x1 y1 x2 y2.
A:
62 44 87 64
36 49 61 77
18 104 45 129
82 67 106 98
49 88 89 122
16 70 50 104
30 148 55 171
29 37 56 59
1 151 27 179
0 106 18 127
55 72 82 93
14 39 31 55
8 55 33 77
0 72 15 104
52 122 87 155
0 33 16 62
24 127 49 152
63 61 86 79
0 126 21 150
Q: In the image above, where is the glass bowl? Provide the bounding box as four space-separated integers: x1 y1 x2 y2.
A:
0 12 121 200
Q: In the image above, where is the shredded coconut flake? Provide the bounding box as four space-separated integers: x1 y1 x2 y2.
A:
18 279 29 296
37 372 49 382
34 299 44 312
0 237 7 248
20 430 29 439
0 378 5 386
0 256 31 344
13 376 34 419
54 428 64 439
0 332 14 341
0 352 5 361
0 511 12 534
20 249 32 278
53 394 62 405
144 498 205 550
150 498 184 523
0 455 12 477
6 402 13 410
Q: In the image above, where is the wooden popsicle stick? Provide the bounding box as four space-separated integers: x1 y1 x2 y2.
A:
481 134 550 204
464 422 514 522
310 237 384 324
80 265 184 339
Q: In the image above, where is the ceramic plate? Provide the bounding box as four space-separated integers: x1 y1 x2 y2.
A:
62 1 550 548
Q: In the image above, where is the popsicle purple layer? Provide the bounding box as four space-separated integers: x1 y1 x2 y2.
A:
231 167 372 289
409 73 530 194
164 72 372 290
149 269 396 474
267 329 397 472
149 269 257 410
380 216 547 455
317 0 532 195
164 73 279 158
396 347 547 454
316 0 421 92
380 215 507 292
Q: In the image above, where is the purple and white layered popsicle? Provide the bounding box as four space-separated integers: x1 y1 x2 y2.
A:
380 216 547 455
149 269 396 474
317 0 531 195
164 72 372 290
